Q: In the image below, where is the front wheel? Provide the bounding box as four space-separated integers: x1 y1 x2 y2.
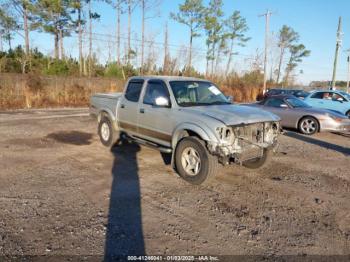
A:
243 148 271 169
346 110 350 118
175 137 218 185
298 116 319 135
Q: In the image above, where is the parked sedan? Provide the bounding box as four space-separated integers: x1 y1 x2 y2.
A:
304 90 350 117
246 95 350 135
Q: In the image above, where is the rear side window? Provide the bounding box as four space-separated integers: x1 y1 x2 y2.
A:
125 81 144 102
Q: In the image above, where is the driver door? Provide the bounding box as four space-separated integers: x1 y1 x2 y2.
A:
137 80 174 147
263 98 295 128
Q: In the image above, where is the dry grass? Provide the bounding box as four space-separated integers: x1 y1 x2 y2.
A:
0 73 264 110
0 73 125 110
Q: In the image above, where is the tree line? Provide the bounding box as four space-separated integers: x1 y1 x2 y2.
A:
0 0 310 86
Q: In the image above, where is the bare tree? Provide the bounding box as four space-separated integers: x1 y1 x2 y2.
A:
139 0 160 73
127 0 137 63
71 0 86 76
109 0 126 64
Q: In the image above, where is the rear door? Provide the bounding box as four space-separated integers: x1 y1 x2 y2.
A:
117 79 144 136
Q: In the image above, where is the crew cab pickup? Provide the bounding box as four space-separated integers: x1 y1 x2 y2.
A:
90 76 281 184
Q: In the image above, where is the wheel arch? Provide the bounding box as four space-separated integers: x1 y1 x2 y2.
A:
170 123 218 168
345 109 350 117
171 123 217 150
97 109 119 132
98 109 115 123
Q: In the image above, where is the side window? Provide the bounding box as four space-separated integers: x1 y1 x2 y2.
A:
310 92 324 99
125 80 144 102
332 93 345 101
143 81 170 105
264 98 285 108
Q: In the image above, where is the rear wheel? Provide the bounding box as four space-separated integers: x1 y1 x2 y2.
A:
243 148 271 169
175 137 218 185
298 116 319 135
98 117 117 147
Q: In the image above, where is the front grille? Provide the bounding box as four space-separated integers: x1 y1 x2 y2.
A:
234 123 265 144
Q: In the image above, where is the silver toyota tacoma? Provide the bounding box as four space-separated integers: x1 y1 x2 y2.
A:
90 76 281 184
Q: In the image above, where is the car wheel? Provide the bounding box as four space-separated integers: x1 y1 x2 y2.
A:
298 116 319 135
175 137 218 185
243 148 271 169
346 110 350 118
98 117 117 147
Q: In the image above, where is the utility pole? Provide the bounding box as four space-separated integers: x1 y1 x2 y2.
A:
259 10 272 94
345 49 350 93
89 0 93 77
331 16 343 90
163 22 169 75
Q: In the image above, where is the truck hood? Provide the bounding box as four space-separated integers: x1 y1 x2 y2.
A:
181 104 280 125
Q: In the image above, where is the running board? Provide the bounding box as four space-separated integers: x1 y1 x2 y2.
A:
123 134 172 153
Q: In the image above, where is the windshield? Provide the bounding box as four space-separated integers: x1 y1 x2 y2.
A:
339 91 350 100
286 97 311 108
169 81 230 107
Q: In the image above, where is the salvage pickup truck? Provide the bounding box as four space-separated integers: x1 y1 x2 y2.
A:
90 76 280 184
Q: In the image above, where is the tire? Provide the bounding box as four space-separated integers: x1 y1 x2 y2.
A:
298 116 319 135
98 117 117 147
243 148 271 169
175 137 218 185
346 110 350 118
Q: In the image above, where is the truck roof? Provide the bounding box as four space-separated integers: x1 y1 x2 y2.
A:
128 75 209 82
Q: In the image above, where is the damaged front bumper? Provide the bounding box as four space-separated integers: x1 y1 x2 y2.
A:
207 121 281 164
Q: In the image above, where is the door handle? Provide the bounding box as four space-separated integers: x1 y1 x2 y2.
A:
121 104 125 108
140 108 145 114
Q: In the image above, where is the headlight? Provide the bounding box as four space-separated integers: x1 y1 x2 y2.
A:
216 126 234 143
327 113 344 122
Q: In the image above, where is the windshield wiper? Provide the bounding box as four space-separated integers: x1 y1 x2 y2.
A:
210 101 231 105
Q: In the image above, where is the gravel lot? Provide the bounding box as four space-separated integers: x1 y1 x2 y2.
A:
0 108 349 258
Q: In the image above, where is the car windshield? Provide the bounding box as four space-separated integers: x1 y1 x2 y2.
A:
169 81 230 107
286 97 311 108
339 91 350 100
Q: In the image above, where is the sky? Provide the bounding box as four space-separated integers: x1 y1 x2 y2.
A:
8 0 350 85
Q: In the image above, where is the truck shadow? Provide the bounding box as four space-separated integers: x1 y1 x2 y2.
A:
284 131 350 156
104 139 145 260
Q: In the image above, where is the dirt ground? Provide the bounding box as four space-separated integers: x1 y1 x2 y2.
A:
0 108 349 259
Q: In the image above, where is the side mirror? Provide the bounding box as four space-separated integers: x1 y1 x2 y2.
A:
280 104 288 108
154 96 170 107
226 95 233 102
336 97 344 102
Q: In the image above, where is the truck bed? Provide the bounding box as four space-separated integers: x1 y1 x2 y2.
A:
90 92 123 119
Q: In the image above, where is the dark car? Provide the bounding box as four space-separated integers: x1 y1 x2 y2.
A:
265 88 309 100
